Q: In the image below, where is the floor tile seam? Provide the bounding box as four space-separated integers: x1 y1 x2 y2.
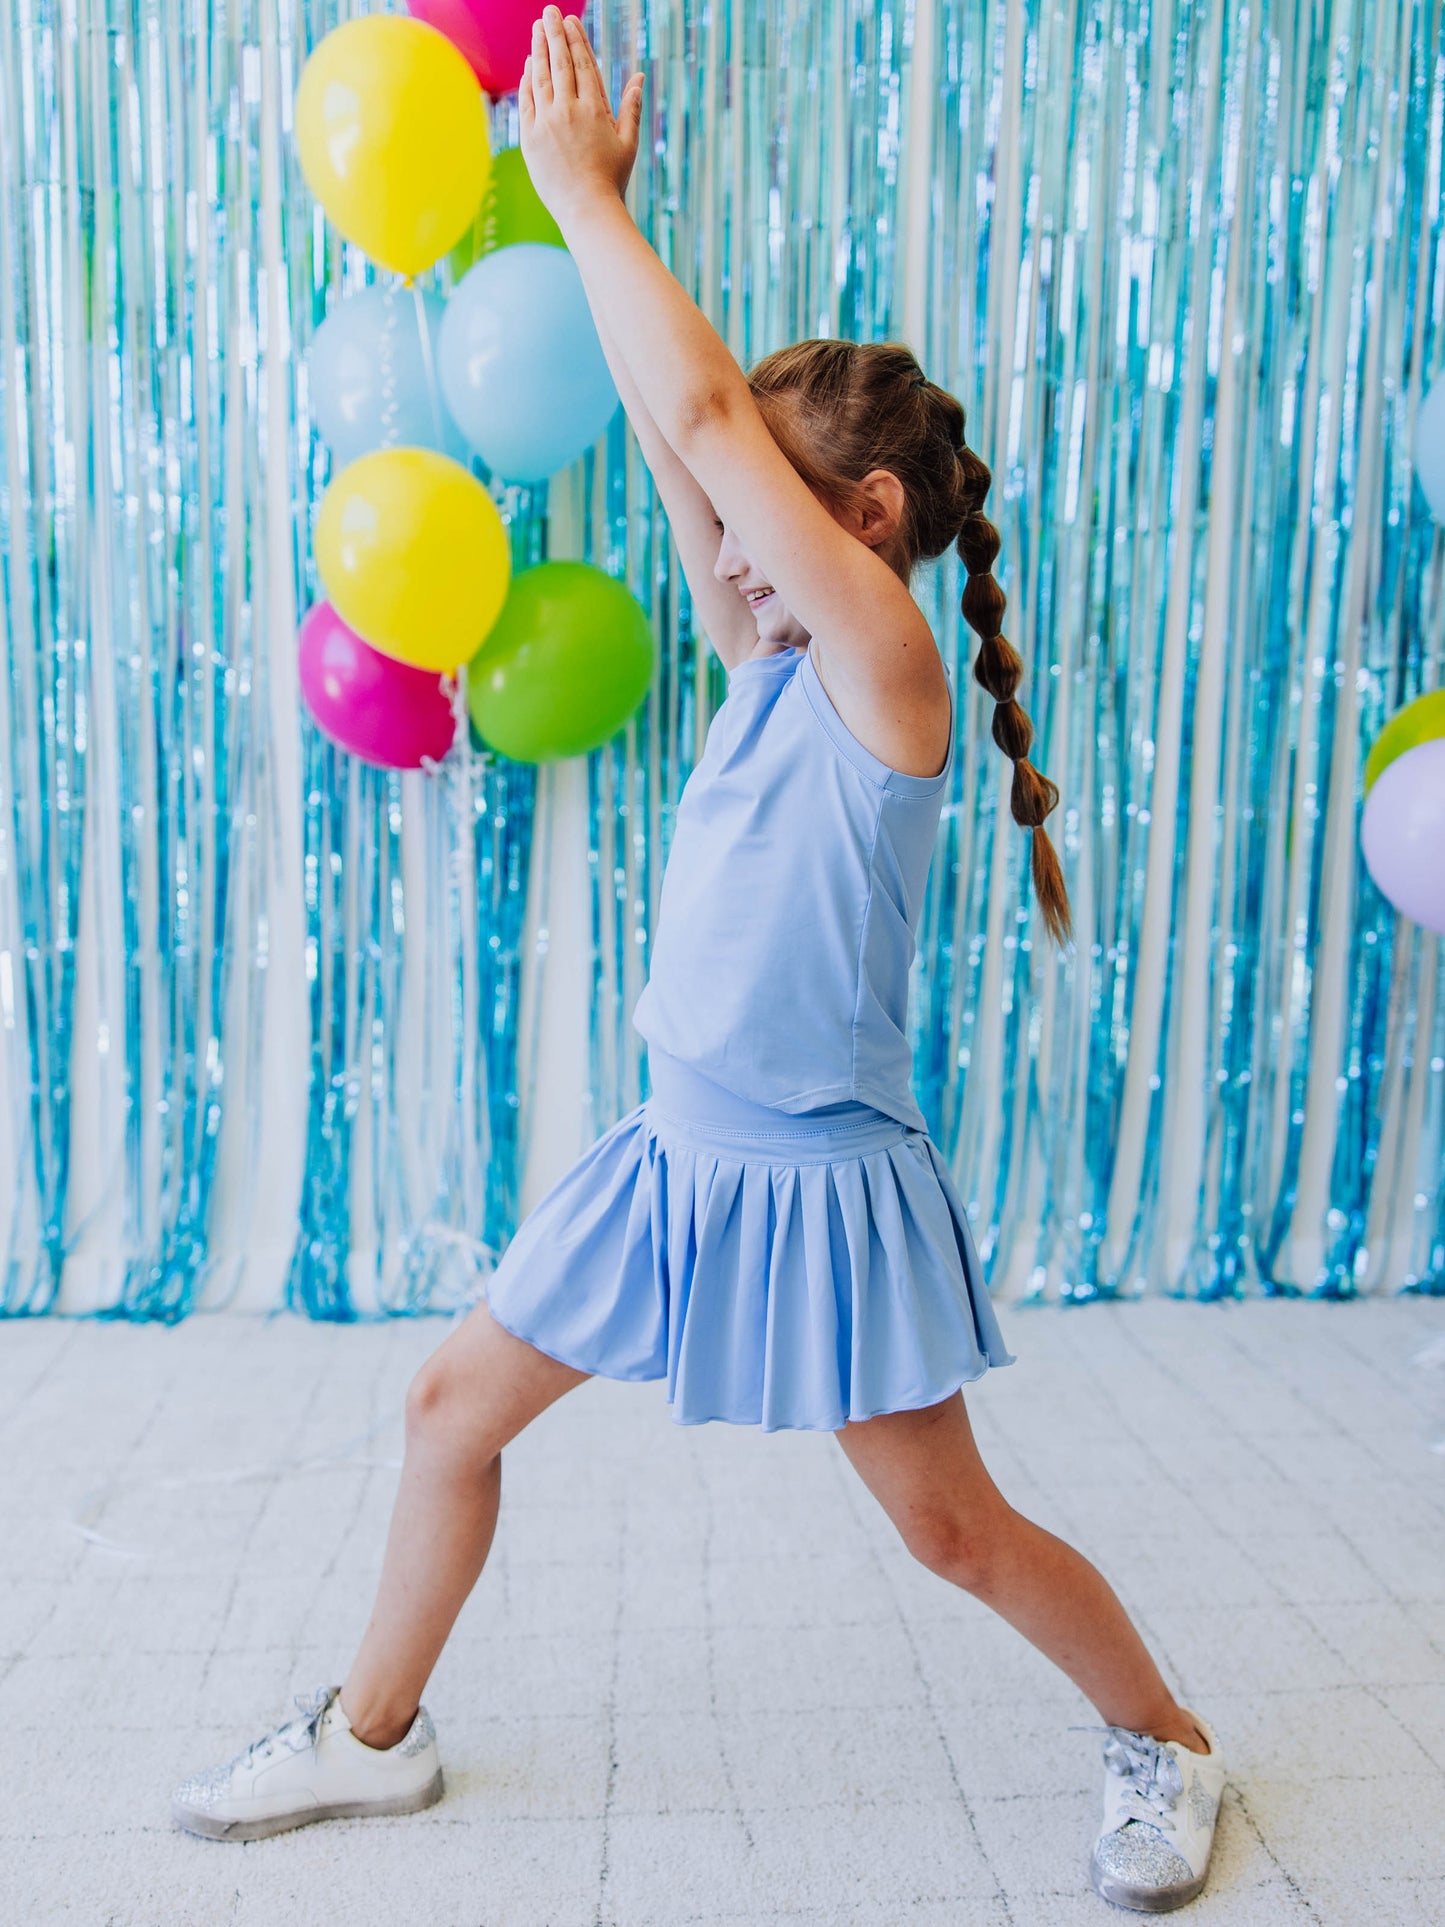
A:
1225 1779 1328 1925
1327 1505 1445 1577
1046 1334 1260 1588
1397 1597 1445 1648
1294 1872 1445 1889
701 1484 761 1857
1353 1681 1445 1775
1096 1306 1326 1450
1204 1316 1439 1490
590 1481 629 1927
350 1676 1445 1729
623 1613 903 1633
971 1751 1445 1787
1307 1298 1445 1398
827 1463 1018 1927
597 1907 995 1927
604 1788 1028 1819
0 1541 92 1661
293 1397 394 1655
195 1389 344 1701
0 1318 83 1444
321 1809 609 1832
1291 1595 1445 1675
1188 1584 1403 1612
619 1693 977 1713
1117 1479 1379 1618
35 1678 1427 1722
1203 1674 1445 1705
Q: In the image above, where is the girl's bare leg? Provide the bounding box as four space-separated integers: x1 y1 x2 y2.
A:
836 1394 1207 1751
340 1303 591 1749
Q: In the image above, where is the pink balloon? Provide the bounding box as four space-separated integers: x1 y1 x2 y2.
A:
1360 737 1445 936
407 0 582 96
298 602 457 770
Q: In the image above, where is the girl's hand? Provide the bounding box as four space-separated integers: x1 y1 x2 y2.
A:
519 9 644 228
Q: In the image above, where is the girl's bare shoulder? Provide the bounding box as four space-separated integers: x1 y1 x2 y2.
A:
806 635 952 782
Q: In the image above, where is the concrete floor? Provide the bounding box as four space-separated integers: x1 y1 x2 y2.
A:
3 1296 1444 1926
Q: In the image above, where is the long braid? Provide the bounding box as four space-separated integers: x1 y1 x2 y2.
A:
746 338 1073 947
956 446 1073 946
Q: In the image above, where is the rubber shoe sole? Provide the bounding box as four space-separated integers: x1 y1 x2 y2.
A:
1090 1853 1207 1913
173 1766 444 1842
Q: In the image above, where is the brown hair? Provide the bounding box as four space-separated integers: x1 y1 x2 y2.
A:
747 339 1072 946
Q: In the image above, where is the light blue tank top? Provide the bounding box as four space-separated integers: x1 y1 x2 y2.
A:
632 642 954 1134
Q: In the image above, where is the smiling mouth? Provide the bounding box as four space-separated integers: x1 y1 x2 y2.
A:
745 588 775 605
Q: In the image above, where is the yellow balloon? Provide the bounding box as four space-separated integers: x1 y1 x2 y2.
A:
315 449 511 673
295 17 491 277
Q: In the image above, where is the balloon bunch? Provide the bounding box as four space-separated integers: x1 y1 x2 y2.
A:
292 3 654 770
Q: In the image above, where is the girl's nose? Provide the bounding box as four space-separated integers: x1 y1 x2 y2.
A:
714 527 745 583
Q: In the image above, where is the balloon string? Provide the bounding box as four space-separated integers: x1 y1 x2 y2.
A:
411 277 448 453
445 658 469 761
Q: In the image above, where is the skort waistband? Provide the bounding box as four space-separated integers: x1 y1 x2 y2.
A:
643 1048 911 1163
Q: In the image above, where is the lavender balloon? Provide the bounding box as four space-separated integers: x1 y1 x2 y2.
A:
298 602 457 769
1360 737 1445 935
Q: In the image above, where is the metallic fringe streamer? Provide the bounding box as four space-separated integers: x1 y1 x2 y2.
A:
1 0 1441 1319
1 0 539 1318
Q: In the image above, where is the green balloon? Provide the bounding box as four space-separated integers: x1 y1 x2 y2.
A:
448 148 566 281
468 562 655 763
1364 689 1445 795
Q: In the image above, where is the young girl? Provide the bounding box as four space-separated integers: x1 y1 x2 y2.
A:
174 12 1225 1912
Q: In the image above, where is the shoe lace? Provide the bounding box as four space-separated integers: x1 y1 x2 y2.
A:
240 1686 337 1771
1074 1723 1185 1829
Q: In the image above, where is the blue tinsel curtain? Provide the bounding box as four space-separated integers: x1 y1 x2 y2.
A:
1 0 1442 1319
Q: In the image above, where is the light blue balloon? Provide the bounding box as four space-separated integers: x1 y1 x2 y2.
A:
1416 377 1445 524
308 286 467 470
437 244 619 484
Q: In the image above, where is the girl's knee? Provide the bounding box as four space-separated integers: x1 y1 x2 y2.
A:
403 1356 447 1435
405 1313 586 1464
904 1502 1013 1593
404 1352 497 1462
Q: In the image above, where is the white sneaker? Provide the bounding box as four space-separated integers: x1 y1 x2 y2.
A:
1089 1716 1225 1912
172 1685 443 1841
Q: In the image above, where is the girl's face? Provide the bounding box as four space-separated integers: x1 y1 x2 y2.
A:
713 522 811 653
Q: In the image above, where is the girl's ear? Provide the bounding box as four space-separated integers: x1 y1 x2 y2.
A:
855 469 907 550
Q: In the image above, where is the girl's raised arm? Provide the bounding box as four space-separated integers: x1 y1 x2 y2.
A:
561 62 758 671
590 315 761 677
521 11 948 769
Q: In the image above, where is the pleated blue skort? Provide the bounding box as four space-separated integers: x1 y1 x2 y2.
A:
482 1048 1015 1432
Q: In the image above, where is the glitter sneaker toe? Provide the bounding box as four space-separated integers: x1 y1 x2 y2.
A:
1091 1820 1201 1910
